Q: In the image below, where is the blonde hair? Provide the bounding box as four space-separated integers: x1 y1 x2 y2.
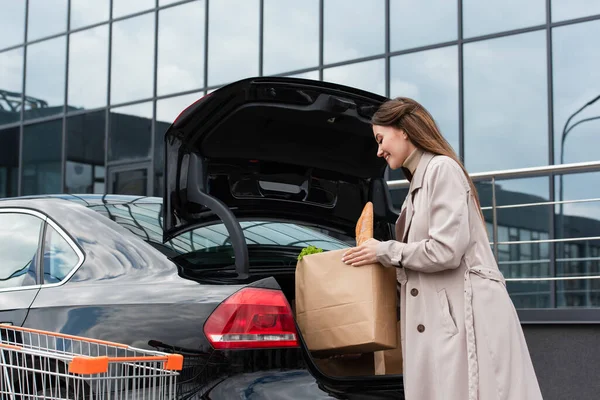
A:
372 97 485 225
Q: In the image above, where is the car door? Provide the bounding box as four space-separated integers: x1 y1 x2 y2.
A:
0 208 45 327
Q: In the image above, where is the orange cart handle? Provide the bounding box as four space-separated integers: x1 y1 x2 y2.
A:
69 354 184 374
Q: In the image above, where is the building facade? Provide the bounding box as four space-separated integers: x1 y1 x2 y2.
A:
1 0 600 312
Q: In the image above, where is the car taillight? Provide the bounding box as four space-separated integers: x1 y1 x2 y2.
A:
204 287 299 350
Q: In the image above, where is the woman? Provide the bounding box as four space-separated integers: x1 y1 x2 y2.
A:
342 98 543 400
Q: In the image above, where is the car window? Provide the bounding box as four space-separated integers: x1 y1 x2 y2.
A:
42 224 81 284
87 203 351 256
0 212 43 289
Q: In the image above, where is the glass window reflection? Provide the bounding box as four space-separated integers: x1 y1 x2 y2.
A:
109 102 152 163
27 0 68 41
390 45 459 168
0 213 43 290
552 0 600 22
25 37 66 120
111 14 155 105
0 48 24 125
390 0 456 51
285 70 320 80
464 31 548 172
155 92 203 196
554 171 600 307
0 1 25 49
70 0 110 30
0 127 19 197
208 0 259 86
43 224 80 284
158 1 205 95
22 119 62 195
68 26 108 111
552 19 600 165
66 111 106 194
324 0 385 65
263 0 319 75
492 177 550 207
462 0 545 38
323 58 385 96
112 0 155 19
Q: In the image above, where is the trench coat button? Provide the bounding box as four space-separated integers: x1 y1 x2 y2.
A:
410 288 419 297
417 324 425 333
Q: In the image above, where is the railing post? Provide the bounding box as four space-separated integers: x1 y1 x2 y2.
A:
492 177 499 262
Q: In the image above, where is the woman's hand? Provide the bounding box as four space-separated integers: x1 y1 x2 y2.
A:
342 238 381 267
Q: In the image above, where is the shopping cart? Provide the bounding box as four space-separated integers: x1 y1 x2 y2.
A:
0 324 183 399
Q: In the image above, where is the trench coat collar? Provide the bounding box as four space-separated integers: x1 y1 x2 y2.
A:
409 151 436 194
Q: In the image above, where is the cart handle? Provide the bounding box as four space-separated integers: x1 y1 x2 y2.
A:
0 343 183 374
69 354 184 374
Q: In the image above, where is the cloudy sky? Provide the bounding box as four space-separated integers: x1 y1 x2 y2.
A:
1 0 600 219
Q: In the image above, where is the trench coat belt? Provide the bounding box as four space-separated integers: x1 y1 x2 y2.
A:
464 266 506 400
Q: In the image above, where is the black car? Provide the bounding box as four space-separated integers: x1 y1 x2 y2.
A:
0 78 403 399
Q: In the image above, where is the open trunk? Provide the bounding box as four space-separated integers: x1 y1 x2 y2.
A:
174 244 405 380
162 77 405 397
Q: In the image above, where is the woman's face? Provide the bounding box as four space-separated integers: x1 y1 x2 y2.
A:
373 124 414 170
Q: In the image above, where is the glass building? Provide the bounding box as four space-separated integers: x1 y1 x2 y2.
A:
1 0 600 313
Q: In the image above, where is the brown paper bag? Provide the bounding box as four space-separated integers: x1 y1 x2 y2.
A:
374 321 403 375
295 248 397 355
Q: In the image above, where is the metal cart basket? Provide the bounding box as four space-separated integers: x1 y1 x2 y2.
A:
0 324 183 399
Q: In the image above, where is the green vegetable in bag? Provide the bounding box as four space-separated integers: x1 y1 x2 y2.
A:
297 245 324 261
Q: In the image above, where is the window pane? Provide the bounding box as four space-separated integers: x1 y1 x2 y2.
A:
555 171 600 241
155 92 203 196
0 127 19 197
390 0 456 50
70 0 110 29
554 171 600 307
0 48 24 125
22 120 62 195
389 45 458 174
0 0 25 49
464 31 548 172
208 0 259 86
552 0 600 22
27 0 68 41
462 0 545 38
323 58 385 96
324 0 385 65
285 70 320 80
112 0 155 19
158 1 205 95
25 37 66 120
66 111 106 194
43 224 80 284
109 102 152 162
0 213 43 289
68 26 108 111
507 281 551 308
264 0 319 75
552 20 600 165
111 14 155 105
493 177 550 207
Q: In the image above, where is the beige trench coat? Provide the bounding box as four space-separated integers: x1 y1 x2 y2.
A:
377 152 543 400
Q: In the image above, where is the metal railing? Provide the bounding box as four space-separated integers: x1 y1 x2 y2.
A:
386 160 600 308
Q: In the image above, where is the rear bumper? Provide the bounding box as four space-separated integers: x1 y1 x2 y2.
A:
202 369 336 399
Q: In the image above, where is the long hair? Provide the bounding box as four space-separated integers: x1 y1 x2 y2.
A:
372 97 486 226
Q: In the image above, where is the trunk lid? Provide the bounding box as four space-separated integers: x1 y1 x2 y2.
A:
163 77 396 247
